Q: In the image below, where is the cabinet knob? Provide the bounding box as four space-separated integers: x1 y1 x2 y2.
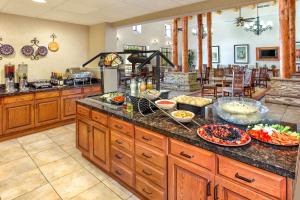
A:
115 154 123 160
115 125 123 129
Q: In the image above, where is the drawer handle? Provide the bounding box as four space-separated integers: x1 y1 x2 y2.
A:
142 188 152 195
115 140 123 145
142 153 152 159
180 151 194 159
142 136 152 141
115 170 122 176
207 181 211 196
115 125 123 129
235 173 255 183
214 184 218 200
115 154 123 160
142 169 152 176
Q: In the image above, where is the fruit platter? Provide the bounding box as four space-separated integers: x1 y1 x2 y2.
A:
197 124 251 146
247 124 300 146
213 97 269 125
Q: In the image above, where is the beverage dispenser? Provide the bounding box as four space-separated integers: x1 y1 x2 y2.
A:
4 63 16 93
17 63 29 91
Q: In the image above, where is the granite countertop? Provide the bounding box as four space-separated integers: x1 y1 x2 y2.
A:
0 83 101 97
77 98 299 179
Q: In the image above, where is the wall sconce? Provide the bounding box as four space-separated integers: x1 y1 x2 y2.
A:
151 39 159 44
166 41 172 46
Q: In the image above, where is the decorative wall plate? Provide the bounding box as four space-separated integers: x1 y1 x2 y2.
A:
0 44 14 56
21 45 34 57
37 46 48 56
48 33 59 52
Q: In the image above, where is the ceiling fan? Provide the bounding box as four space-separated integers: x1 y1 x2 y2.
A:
233 8 255 27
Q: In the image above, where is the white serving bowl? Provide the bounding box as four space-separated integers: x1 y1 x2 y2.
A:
142 90 161 100
155 99 177 110
171 110 195 123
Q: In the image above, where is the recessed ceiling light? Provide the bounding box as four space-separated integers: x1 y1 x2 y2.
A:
32 0 47 3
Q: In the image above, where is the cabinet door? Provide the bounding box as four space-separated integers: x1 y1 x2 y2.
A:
35 97 60 126
89 122 110 171
168 155 214 200
61 94 82 120
215 176 276 200
3 101 34 134
76 117 91 157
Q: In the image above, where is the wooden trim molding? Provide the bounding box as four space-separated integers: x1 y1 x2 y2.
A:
256 47 280 61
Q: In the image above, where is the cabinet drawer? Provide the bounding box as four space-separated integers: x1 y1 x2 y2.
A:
62 88 82 96
135 141 166 169
110 117 134 137
136 175 165 200
136 158 166 188
111 130 134 154
83 86 101 94
217 155 286 199
76 104 90 118
36 91 60 100
135 126 167 151
3 94 34 104
111 161 134 187
111 146 134 169
92 111 108 126
170 139 215 172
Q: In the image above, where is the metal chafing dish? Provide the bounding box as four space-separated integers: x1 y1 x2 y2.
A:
65 67 93 85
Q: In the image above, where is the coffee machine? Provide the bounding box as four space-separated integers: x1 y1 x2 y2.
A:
4 63 16 93
17 63 29 91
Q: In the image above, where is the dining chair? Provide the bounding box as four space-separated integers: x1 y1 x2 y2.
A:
223 70 244 97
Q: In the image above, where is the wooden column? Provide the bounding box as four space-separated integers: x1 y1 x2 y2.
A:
279 0 290 78
182 16 189 73
207 12 212 68
197 14 203 74
289 0 296 75
172 18 179 71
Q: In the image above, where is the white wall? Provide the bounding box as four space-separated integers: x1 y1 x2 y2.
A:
0 13 89 83
117 2 300 69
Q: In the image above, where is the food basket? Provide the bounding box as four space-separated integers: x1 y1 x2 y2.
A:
213 97 269 125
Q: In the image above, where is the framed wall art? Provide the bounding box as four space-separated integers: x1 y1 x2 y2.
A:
234 44 249 64
212 46 220 63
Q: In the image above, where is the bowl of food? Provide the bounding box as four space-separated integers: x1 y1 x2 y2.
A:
111 95 125 105
213 97 268 125
172 95 212 115
141 90 161 100
171 110 195 123
155 99 176 110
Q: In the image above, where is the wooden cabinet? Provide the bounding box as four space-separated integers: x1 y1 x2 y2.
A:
76 116 91 157
35 97 60 126
61 94 83 120
215 176 276 200
168 155 214 200
83 85 101 97
89 122 110 171
3 100 35 134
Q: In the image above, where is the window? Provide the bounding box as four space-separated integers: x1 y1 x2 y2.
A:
165 24 171 38
132 25 142 34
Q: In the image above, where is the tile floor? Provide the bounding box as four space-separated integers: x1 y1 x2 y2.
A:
0 102 299 200
0 124 140 200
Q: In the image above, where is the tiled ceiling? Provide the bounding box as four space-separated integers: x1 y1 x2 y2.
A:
0 0 206 25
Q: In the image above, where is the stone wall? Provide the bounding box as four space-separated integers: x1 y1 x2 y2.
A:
265 78 300 107
161 72 200 92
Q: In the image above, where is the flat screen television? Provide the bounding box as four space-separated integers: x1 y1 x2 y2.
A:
256 47 280 61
